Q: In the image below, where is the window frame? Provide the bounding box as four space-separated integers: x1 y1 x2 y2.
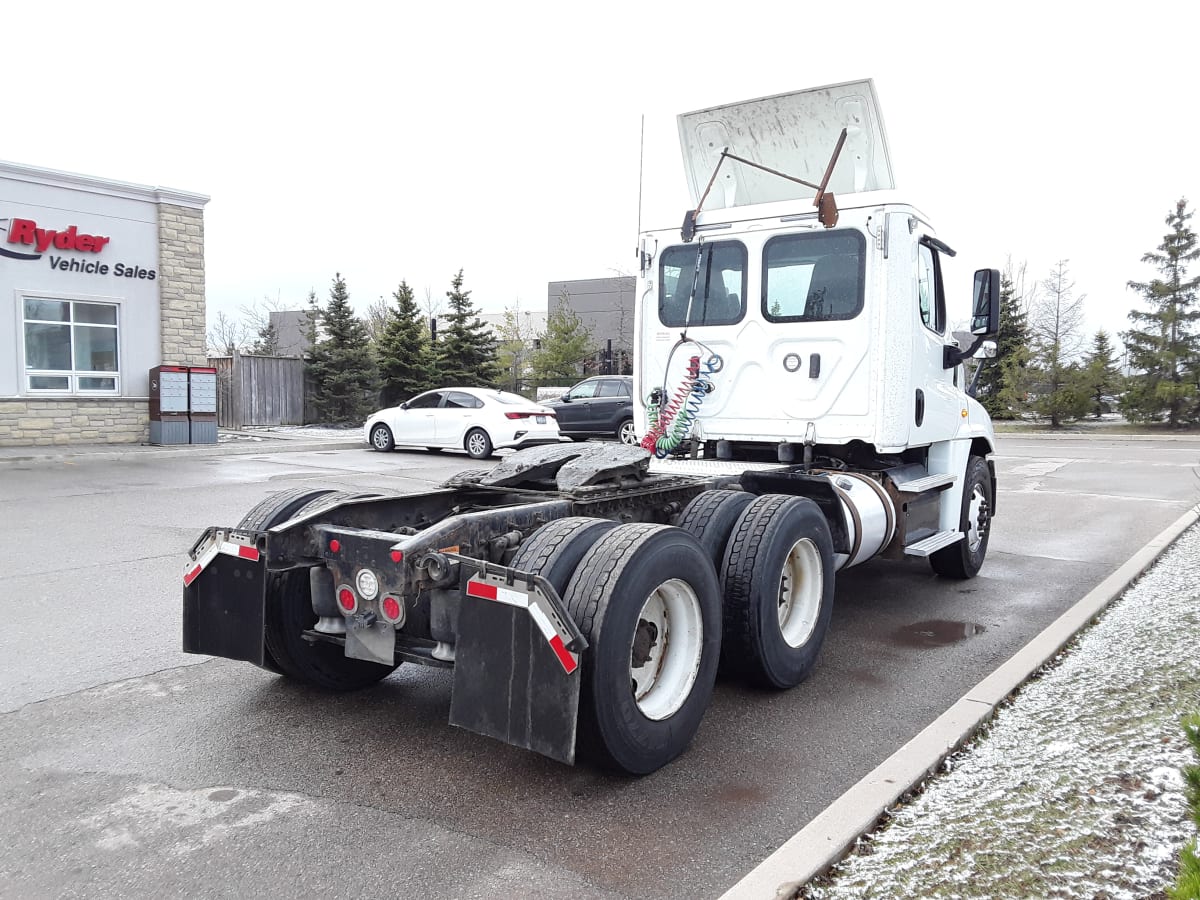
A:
916 242 947 335
761 229 867 323
658 240 748 328
19 292 122 396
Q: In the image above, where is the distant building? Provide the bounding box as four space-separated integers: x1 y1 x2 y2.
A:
268 309 310 357
548 276 635 375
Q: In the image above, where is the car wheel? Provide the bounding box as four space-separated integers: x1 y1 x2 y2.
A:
617 418 638 445
465 428 494 459
369 423 394 452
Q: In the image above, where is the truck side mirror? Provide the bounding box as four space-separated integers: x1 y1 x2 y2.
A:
971 269 1001 336
945 269 1002 368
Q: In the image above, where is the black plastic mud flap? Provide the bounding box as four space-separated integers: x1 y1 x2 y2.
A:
449 572 583 766
182 542 267 665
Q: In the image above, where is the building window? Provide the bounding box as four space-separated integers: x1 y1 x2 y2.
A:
23 297 120 394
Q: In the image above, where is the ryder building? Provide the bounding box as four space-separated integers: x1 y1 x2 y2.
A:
0 161 209 447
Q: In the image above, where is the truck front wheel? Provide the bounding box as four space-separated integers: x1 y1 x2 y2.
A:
721 494 835 689
930 455 992 579
564 524 721 775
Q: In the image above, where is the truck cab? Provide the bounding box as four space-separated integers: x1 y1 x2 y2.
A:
634 79 999 538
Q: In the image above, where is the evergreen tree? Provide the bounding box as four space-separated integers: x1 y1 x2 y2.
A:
304 273 377 424
1120 198 1200 426
532 294 593 385
1029 260 1089 426
376 280 434 406
1080 330 1123 418
249 317 279 355
434 270 499 386
978 267 1034 419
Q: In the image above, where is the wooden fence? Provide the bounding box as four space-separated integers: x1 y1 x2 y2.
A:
208 353 306 427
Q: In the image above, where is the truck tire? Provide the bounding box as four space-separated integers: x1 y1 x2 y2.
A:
263 567 399 691
252 489 393 689
930 455 992 579
237 487 337 532
675 489 755 567
237 488 337 675
508 517 619 593
721 494 835 689
563 523 721 775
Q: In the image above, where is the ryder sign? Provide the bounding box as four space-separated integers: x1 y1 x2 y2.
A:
2 214 155 279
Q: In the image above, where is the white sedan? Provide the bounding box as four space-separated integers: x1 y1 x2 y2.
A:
364 387 562 459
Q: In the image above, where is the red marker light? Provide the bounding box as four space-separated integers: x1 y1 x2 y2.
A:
391 550 403 563
337 588 356 612
329 539 341 554
382 596 401 621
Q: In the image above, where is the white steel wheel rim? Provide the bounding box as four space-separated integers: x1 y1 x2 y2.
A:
628 578 703 721
619 422 638 444
966 484 988 553
467 432 487 455
371 426 389 449
778 538 823 649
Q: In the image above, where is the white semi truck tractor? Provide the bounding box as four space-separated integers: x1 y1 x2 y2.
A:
182 79 999 775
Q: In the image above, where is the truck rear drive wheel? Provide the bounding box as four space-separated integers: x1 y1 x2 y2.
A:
563 524 721 775
676 489 755 566
257 490 397 691
930 455 992 579
721 494 835 689
238 488 338 676
263 568 399 691
508 517 619 593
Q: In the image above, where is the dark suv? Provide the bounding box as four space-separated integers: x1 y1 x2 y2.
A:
546 375 637 444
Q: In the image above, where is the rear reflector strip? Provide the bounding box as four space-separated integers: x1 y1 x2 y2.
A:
183 530 260 586
465 576 579 674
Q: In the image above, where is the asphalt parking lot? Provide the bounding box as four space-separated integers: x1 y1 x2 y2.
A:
0 434 1196 898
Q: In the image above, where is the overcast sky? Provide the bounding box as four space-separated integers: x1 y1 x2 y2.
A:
7 1 1198 351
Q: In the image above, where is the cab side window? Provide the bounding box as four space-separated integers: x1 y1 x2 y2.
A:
917 243 945 334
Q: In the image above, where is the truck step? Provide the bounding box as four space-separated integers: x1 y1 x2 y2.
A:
892 472 956 493
903 530 964 557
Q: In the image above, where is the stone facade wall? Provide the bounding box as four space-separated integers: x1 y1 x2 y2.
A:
0 399 148 447
157 203 207 366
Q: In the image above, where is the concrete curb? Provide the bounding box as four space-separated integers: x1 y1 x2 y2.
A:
719 501 1200 900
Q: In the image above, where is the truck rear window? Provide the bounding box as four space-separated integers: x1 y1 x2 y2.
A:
763 231 865 322
659 241 747 327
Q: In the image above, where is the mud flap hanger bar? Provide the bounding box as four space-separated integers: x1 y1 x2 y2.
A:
431 551 588 658
183 526 262 587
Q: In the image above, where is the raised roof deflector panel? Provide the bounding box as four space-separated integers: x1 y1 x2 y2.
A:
677 78 894 210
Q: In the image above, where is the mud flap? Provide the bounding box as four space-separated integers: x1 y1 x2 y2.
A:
182 550 267 665
449 574 583 765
